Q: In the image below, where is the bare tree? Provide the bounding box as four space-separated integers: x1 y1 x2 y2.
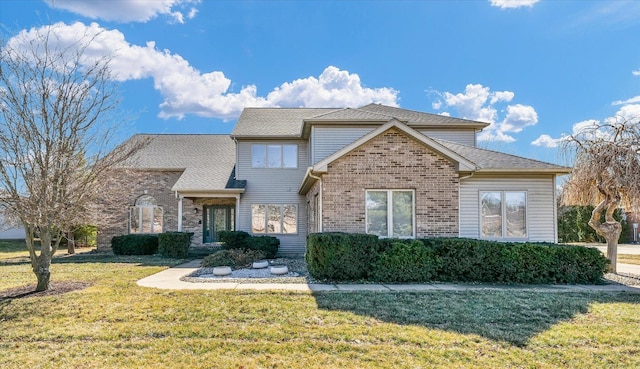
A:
0 24 144 291
561 117 640 273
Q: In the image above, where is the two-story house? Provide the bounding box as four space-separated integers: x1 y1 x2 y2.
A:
97 104 570 255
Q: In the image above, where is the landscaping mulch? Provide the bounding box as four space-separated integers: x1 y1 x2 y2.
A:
0 281 92 300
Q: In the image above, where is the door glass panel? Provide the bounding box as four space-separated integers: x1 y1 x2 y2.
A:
366 191 388 237
141 207 153 233
392 191 413 238
213 207 228 241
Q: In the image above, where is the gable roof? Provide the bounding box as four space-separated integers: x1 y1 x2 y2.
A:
232 104 489 139
119 134 244 193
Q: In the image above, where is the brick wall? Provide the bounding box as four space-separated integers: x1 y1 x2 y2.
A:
96 170 197 249
320 127 459 237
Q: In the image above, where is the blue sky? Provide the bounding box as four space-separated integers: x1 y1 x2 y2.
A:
1 0 639 165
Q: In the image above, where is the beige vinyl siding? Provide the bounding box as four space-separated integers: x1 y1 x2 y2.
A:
417 129 476 146
236 139 308 256
459 174 558 242
311 126 375 164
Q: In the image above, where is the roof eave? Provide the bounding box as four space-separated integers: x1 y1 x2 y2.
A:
474 168 571 174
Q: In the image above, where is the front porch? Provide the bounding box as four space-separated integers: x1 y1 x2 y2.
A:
178 194 241 247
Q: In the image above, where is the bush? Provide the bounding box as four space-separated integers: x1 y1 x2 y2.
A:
111 234 158 255
218 230 280 258
201 249 267 268
73 225 97 247
218 230 251 250
306 233 610 284
248 236 280 258
306 232 379 281
371 240 438 282
158 232 193 258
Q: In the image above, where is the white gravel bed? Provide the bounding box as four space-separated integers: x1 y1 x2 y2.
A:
181 258 311 284
604 272 640 286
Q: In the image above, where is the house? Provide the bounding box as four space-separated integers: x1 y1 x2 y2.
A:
97 104 570 255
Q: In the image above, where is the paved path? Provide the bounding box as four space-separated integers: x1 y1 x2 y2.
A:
137 259 640 293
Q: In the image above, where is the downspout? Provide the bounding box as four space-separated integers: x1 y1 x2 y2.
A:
553 175 558 243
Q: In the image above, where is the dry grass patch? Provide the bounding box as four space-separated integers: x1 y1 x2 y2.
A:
619 254 640 265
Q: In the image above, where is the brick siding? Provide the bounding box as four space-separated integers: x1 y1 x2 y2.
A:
320 127 459 237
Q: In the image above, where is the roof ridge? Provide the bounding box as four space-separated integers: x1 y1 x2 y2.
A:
306 107 352 119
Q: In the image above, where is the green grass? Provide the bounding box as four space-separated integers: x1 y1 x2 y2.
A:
1 247 640 368
619 254 640 265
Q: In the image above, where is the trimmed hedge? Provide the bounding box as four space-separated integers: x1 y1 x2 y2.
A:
158 232 193 258
111 234 158 255
371 240 438 282
306 232 379 280
306 234 610 284
218 230 280 258
202 249 267 268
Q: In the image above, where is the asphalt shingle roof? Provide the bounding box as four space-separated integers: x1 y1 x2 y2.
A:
432 138 570 172
232 104 489 138
121 134 242 192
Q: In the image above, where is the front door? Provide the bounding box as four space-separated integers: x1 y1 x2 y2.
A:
203 205 235 243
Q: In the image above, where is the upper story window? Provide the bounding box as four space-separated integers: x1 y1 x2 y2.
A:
130 195 163 234
480 191 527 239
252 144 297 168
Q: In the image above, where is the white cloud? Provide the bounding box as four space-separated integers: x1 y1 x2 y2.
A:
531 134 560 148
44 0 200 23
431 84 538 142
612 96 640 106
501 104 538 133
9 22 399 121
489 0 539 9
632 69 640 76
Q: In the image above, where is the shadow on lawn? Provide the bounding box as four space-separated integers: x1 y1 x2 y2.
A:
314 290 640 346
0 251 188 268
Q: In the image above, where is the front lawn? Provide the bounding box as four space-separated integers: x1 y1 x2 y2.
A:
619 254 640 265
1 251 639 368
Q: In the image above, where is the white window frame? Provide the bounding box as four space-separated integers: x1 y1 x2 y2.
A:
251 144 298 169
365 189 416 239
251 204 298 235
479 191 528 240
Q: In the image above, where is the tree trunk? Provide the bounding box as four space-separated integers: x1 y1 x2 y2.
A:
67 231 76 255
33 227 54 292
589 182 622 273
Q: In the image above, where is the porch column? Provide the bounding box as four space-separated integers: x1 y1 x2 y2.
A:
177 196 183 232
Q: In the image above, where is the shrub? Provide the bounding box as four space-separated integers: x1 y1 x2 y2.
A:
306 233 610 284
306 232 379 281
218 230 279 258
201 249 267 268
158 232 193 258
218 230 251 250
371 240 438 282
111 234 158 255
73 225 97 247
248 235 280 258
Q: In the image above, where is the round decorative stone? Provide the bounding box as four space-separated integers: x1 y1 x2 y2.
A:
252 260 269 269
270 265 288 275
212 266 232 276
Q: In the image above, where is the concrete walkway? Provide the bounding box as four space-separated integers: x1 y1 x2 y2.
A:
137 259 640 293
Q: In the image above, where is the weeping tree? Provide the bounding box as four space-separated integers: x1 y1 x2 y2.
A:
0 24 144 291
561 117 640 273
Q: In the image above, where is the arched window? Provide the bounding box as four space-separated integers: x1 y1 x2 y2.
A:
130 195 163 234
